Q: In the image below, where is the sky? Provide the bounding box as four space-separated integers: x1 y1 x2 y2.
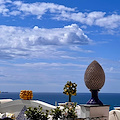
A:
0 0 120 93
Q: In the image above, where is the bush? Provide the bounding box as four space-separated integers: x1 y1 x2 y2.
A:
51 103 77 120
51 107 62 120
25 106 49 120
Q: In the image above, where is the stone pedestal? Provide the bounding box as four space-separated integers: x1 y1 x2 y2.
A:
78 104 110 120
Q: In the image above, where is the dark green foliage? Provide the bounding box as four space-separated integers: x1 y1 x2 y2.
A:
51 107 62 119
25 106 49 120
51 103 77 120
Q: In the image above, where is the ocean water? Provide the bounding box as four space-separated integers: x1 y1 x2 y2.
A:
0 92 120 110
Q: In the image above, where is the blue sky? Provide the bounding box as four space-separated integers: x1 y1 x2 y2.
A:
0 0 120 93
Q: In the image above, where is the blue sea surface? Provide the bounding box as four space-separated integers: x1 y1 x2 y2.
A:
0 92 120 110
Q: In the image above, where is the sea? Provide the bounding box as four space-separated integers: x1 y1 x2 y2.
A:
0 92 120 110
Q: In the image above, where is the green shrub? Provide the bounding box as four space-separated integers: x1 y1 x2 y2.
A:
25 105 49 120
51 107 62 120
51 103 77 120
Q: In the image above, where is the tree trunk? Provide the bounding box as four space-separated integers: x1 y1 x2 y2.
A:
69 94 71 102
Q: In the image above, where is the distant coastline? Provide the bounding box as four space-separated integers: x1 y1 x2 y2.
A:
1 92 8 93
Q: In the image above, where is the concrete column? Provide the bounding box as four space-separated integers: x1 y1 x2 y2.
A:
78 104 110 120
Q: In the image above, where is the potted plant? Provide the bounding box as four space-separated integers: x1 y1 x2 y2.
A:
63 81 77 102
25 105 49 120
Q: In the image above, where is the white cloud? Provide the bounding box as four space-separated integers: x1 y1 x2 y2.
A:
9 10 21 15
0 0 12 4
110 67 114 72
0 0 5 4
0 60 85 92
12 1 75 19
0 24 90 46
69 46 93 53
85 12 106 26
57 11 120 29
95 14 120 29
0 0 75 18
0 24 91 59
1 1 120 29
58 11 105 26
0 4 9 16
14 62 87 69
